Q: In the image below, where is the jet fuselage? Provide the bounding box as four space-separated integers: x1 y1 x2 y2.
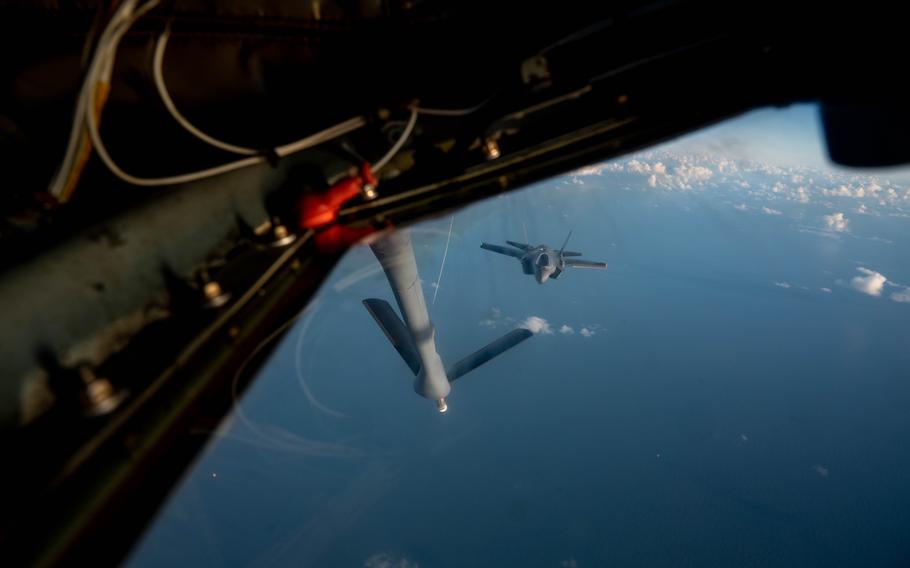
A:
519 245 564 284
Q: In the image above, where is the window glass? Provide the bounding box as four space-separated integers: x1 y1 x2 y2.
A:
127 104 910 567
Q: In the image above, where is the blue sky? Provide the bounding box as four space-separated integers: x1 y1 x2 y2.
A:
674 103 910 183
677 104 828 169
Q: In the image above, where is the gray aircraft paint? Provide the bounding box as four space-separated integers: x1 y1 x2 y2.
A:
481 231 608 283
366 229 532 411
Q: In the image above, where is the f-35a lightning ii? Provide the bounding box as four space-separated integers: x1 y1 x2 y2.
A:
481 231 608 284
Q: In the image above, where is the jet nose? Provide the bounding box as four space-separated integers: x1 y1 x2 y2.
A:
536 267 553 284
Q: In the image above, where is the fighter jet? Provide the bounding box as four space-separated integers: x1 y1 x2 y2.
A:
364 229 533 412
481 231 608 284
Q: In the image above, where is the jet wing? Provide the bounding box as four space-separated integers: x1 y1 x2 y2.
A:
565 259 608 269
481 243 524 257
506 240 533 250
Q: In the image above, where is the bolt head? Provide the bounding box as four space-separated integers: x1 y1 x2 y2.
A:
203 281 222 300
482 139 501 160
82 377 126 416
362 183 378 200
202 281 231 308
269 225 297 247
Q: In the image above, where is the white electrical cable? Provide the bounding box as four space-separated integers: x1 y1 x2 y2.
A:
60 0 409 190
48 0 145 198
275 117 367 156
80 1 264 187
372 106 418 173
99 1 148 82
157 23 421 167
78 0 368 187
414 96 492 117
48 89 90 198
414 106 477 117
153 25 258 156
85 111 366 187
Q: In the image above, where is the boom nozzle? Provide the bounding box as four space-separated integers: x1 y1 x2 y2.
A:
437 398 448 413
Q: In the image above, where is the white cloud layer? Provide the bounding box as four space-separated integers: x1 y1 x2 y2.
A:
850 267 887 297
762 206 782 216
520 316 553 334
674 164 713 185
483 310 601 336
824 212 849 232
576 150 910 220
891 287 910 303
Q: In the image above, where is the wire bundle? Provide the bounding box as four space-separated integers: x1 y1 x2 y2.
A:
47 0 488 200
50 1 373 196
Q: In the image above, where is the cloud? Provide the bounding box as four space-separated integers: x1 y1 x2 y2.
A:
569 151 910 225
364 554 418 568
891 287 910 303
733 203 748 211
674 164 713 184
484 310 600 336
560 560 578 568
774 281 791 289
850 267 887 297
821 287 832 293
570 163 615 177
812 465 829 478
627 159 651 173
762 206 782 216
823 212 849 232
479 307 511 328
520 316 553 334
